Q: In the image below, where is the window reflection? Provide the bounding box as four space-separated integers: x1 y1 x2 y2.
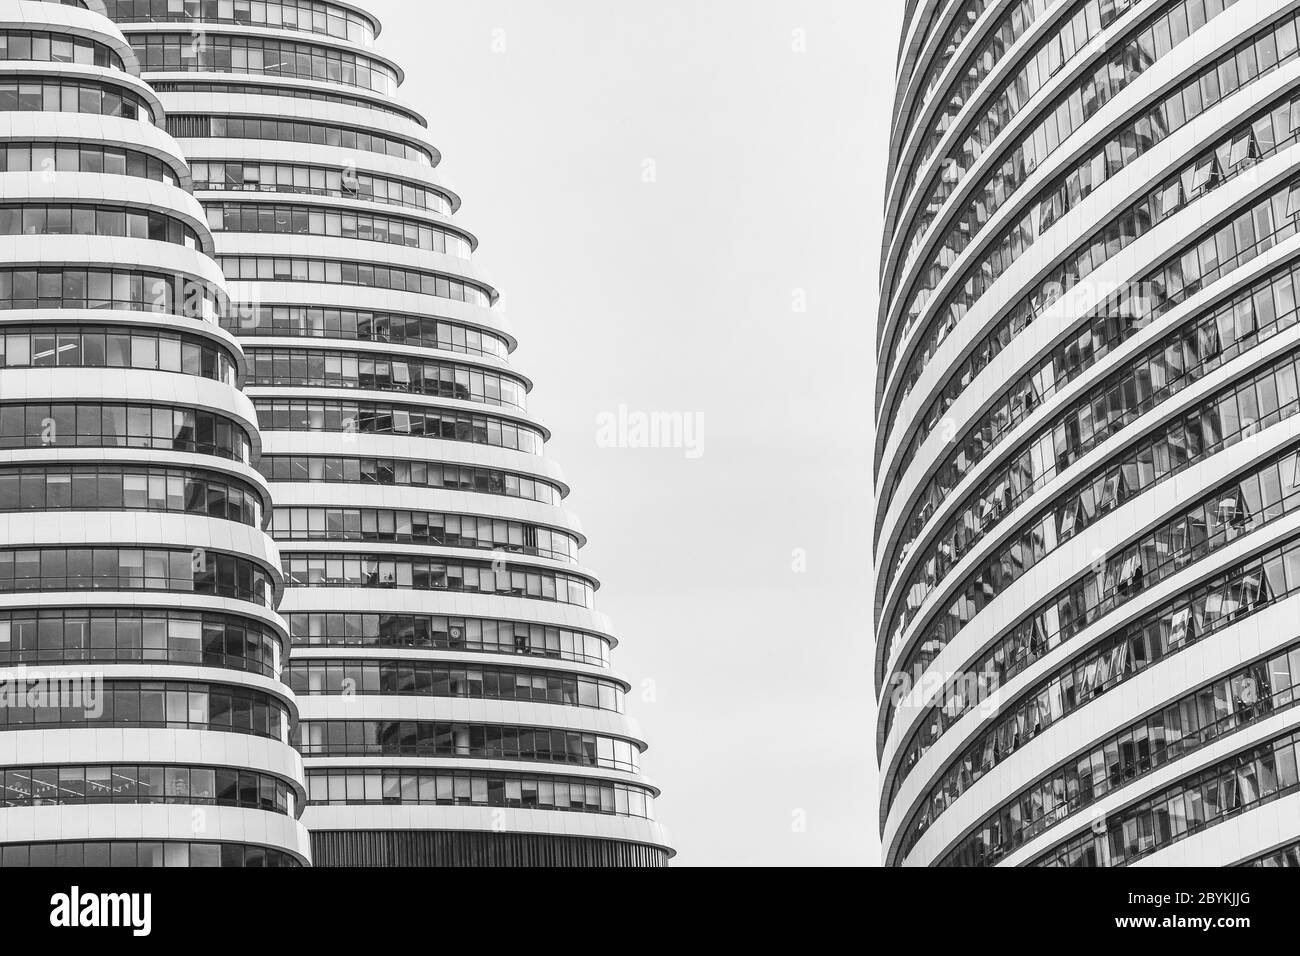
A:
0 547 275 606
270 507 577 563
103 0 377 47
886 14 1300 453
157 80 410 115
254 399 543 454
0 465 261 526
894 0 998 168
246 348 526 409
193 161 452 213
0 325 235 384
0 203 200 247
258 456 561 505
0 78 153 122
0 840 300 867
1242 838 1300 866
899 0 1142 245
885 274 1300 636
168 115 431 165
938 637 1300 866
894 174 1300 533
0 403 251 462
279 553 595 608
886 251 1300 569
0 141 174 183
884 353 1300 677
226 306 509 359
1033 728 1300 867
920 582 1300 868
307 768 653 819
0 267 222 319
894 0 1270 354
0 31 124 69
208 203 471 257
285 612 610 667
0 763 294 815
287 659 624 711
294 719 641 772
889 449 1300 812
217 255 492 306
0 608 282 677
0 679 287 741
133 35 397 93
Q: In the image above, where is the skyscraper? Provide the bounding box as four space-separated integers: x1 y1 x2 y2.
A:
879 0 1300 867
100 0 671 867
0 0 308 866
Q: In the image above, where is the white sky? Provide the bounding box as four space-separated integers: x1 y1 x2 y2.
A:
364 0 893 865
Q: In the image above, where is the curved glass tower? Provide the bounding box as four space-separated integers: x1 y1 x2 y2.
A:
0 0 308 866
102 0 670 866
879 0 1300 867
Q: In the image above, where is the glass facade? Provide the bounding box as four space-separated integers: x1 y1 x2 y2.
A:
207 202 472 256
168 114 433 163
943 634 1300 865
0 841 302 867
99 0 670 866
286 658 625 711
887 352 1300 689
257 456 562 504
284 611 611 665
887 431 1300 860
278 553 596 608
192 161 453 212
1032 727 1300 866
881 0 1300 868
245 349 527 408
293 720 640 771
306 768 654 819
270 507 579 562
0 1 309 866
0 325 237 383
0 608 283 676
252 398 544 453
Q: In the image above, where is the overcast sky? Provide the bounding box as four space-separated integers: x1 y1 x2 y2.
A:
365 0 892 866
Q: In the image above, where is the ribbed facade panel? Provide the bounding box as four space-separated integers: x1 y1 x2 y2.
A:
311 829 670 868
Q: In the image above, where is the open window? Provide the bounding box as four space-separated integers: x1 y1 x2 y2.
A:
1158 180 1182 218
1117 553 1143 594
1227 133 1254 169
1190 156 1221 193
1169 606 1193 645
1288 181 1300 219
1217 487 1252 530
